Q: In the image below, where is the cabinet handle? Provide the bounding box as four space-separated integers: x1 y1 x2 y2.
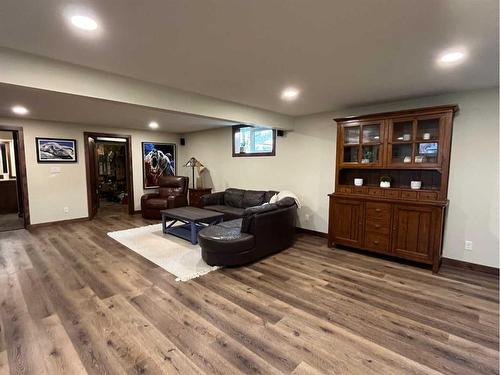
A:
375 224 381 228
375 208 381 212
373 240 380 245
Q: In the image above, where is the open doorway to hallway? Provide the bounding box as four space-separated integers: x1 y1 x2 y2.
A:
0 127 29 231
85 133 134 219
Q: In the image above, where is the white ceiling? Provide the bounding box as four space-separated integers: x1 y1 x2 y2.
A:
0 84 238 133
0 0 498 116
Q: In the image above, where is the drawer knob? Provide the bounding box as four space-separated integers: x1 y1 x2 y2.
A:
373 240 380 245
375 208 381 212
375 224 381 228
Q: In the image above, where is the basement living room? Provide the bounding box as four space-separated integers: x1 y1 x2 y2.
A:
0 1 498 374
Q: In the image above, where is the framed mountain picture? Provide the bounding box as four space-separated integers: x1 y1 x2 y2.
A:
36 138 77 163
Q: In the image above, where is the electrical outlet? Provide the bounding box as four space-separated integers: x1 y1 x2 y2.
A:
464 240 473 251
64 206 69 213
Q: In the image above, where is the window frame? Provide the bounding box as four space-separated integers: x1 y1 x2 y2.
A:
232 125 276 157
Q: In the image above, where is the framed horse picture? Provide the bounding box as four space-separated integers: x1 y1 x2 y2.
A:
142 142 176 189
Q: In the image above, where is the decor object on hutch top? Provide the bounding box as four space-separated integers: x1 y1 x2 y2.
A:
142 142 176 189
36 138 77 163
329 104 458 273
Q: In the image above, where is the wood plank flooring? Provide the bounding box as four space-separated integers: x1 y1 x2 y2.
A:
0 209 498 374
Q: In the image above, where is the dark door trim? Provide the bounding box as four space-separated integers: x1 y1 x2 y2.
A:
84 132 134 217
0 124 30 228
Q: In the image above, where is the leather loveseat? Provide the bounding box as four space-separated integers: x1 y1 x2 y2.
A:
198 197 297 266
199 188 278 220
141 176 189 219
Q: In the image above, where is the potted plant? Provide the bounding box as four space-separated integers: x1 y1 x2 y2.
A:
380 175 391 188
362 149 373 164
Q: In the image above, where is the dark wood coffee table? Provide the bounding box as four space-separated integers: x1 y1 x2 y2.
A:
160 206 223 244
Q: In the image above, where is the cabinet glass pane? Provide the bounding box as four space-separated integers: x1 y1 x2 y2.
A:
362 124 381 143
344 127 360 144
416 142 438 164
391 144 412 164
392 121 413 142
417 118 440 141
343 146 359 163
361 145 379 164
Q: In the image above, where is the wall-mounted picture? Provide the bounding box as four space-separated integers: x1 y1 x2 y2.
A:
36 137 77 163
142 142 176 189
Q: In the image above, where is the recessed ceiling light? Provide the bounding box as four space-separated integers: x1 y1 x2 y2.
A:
11 105 29 115
70 15 98 31
281 87 300 101
437 49 466 66
148 121 159 129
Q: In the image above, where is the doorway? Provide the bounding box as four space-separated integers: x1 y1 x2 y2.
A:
0 125 30 231
84 132 134 219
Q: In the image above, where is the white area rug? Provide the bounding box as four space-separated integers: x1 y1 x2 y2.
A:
107 223 219 282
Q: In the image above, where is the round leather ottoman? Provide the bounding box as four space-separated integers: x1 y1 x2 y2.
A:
198 221 256 267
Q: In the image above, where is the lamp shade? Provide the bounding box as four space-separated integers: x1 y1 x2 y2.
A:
183 157 203 168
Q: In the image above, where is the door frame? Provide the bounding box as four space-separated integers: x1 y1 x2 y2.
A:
84 132 134 218
0 125 30 228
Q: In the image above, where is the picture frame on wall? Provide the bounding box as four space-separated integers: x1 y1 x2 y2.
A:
142 142 176 189
35 137 77 163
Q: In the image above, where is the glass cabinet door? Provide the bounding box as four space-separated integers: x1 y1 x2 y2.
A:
341 126 360 164
341 123 383 166
414 117 440 165
388 117 441 166
361 123 382 165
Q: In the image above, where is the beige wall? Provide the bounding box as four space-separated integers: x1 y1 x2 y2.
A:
180 88 499 267
0 117 179 224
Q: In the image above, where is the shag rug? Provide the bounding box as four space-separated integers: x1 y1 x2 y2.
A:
107 223 219 282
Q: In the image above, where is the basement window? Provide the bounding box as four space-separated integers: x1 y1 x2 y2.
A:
232 125 276 157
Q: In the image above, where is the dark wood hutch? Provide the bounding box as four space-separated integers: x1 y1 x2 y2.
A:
328 105 458 272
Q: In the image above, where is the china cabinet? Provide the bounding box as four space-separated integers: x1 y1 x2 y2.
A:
328 105 458 272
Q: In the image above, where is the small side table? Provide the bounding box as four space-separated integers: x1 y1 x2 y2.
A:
189 188 212 208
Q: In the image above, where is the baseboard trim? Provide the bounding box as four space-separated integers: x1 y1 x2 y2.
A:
442 257 499 276
296 227 328 238
28 216 89 230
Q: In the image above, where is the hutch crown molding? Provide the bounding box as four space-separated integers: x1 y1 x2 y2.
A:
328 104 458 272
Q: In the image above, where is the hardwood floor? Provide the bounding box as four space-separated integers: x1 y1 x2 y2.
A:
0 210 498 374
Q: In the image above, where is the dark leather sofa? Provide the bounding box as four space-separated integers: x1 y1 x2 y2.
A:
199 188 278 220
198 197 297 266
141 176 189 219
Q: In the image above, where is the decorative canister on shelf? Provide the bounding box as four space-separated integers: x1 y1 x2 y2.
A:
403 134 411 141
411 181 422 190
380 175 391 188
423 132 431 140
354 178 363 186
404 156 411 163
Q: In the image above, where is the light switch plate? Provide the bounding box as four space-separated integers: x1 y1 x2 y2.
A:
50 166 61 174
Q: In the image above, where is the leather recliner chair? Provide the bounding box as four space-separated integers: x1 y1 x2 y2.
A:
141 176 189 219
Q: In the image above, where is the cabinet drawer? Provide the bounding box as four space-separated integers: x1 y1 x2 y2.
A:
401 191 418 200
368 188 384 197
384 189 400 199
365 220 390 234
366 202 391 222
352 187 368 195
418 191 438 201
364 232 390 253
337 186 352 194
